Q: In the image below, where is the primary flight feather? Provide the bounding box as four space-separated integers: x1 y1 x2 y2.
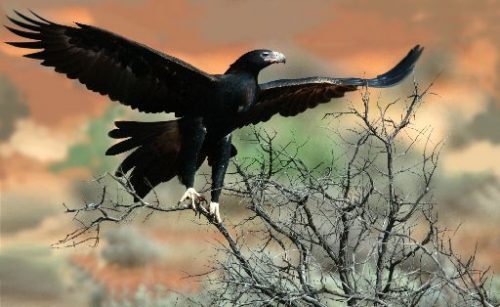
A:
6 11 423 223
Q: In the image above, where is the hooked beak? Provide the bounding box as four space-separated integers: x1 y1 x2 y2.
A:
267 51 286 64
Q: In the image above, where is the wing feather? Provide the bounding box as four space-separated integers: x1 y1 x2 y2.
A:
234 45 423 128
5 11 217 116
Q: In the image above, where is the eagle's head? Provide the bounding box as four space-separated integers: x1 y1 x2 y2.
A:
226 49 286 74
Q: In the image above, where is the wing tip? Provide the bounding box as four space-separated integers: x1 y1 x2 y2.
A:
3 25 38 40
5 40 43 49
5 10 56 31
13 9 50 26
6 12 41 32
368 44 424 88
412 44 424 59
28 10 54 24
105 143 128 156
22 51 45 59
409 44 424 64
74 22 89 29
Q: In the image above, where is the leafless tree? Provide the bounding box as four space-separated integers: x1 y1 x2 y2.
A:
56 82 497 306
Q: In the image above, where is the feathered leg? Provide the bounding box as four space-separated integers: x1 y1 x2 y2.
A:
207 134 233 223
177 117 207 211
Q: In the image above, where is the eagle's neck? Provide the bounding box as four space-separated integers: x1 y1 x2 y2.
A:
225 60 262 78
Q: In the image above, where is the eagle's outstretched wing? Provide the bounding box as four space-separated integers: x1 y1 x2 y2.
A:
234 45 423 128
5 11 217 116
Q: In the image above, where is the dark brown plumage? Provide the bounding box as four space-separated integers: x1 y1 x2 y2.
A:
6 11 423 222
6 10 216 116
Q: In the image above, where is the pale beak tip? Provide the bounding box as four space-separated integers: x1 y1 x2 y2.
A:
271 51 286 64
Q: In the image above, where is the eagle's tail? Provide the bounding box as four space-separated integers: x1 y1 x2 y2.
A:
106 119 188 199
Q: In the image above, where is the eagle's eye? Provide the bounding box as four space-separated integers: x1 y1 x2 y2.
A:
261 52 270 57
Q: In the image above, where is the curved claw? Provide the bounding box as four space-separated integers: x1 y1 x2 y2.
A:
209 202 221 223
178 187 204 210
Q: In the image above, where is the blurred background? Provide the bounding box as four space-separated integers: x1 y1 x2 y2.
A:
0 0 499 305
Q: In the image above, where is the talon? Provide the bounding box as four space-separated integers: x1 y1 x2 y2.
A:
198 194 206 203
178 187 202 211
209 202 221 223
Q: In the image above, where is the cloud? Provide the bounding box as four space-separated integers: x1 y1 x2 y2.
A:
448 99 500 149
0 119 70 162
443 141 500 176
0 75 29 141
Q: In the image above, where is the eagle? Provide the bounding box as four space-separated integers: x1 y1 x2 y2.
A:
6 11 423 223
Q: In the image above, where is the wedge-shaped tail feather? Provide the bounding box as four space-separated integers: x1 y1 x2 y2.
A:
107 120 185 198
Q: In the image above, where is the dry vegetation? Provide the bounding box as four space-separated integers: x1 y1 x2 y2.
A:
53 83 497 306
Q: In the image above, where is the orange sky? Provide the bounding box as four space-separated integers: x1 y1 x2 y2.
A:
0 0 498 190
1 3 500 296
